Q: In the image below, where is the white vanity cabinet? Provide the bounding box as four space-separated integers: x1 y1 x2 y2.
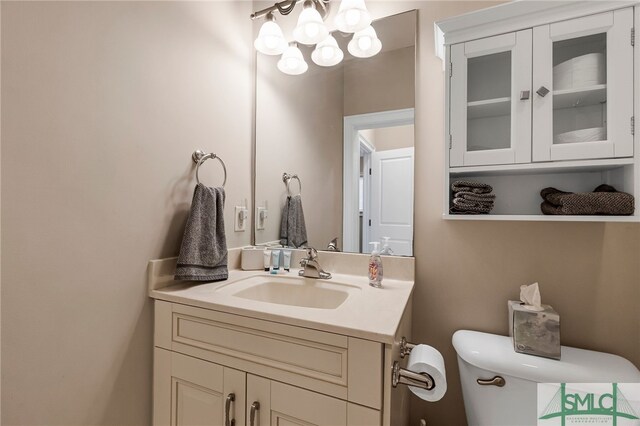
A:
152 300 407 426
440 2 640 220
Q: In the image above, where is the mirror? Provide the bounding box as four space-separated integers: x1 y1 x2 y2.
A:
254 10 416 256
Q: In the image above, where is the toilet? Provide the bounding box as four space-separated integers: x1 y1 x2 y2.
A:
452 330 640 426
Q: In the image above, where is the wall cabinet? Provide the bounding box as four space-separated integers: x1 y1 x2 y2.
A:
450 8 633 167
152 301 409 426
440 2 640 220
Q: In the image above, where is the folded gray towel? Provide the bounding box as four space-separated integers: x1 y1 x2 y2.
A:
540 185 634 216
454 191 496 202
451 180 493 194
175 184 228 281
279 195 308 248
451 197 493 213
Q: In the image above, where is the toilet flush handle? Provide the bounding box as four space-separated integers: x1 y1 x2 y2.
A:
477 376 506 387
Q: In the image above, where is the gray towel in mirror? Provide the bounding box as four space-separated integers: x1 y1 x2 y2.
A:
175 183 228 281
279 195 308 248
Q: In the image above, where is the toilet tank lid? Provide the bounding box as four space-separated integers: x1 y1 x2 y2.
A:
452 330 640 383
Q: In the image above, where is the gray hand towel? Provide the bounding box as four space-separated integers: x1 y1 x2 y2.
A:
279 195 308 248
175 183 228 281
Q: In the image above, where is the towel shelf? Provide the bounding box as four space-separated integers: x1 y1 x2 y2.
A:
192 150 227 187
282 172 302 197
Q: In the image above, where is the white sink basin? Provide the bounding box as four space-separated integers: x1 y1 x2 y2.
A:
215 275 360 309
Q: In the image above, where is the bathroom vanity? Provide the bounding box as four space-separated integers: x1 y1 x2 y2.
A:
148 252 415 426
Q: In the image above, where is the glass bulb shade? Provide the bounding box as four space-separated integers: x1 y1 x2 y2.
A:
347 25 381 58
293 5 329 45
254 19 287 55
311 35 344 67
277 44 309 75
334 0 371 33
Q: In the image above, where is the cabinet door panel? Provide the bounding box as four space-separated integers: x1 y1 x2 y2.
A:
270 381 347 426
174 379 223 426
532 8 633 161
450 30 532 167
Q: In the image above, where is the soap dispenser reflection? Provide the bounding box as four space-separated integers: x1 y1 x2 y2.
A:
380 237 394 255
369 242 383 288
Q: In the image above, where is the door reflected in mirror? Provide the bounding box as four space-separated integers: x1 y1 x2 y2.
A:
254 10 416 256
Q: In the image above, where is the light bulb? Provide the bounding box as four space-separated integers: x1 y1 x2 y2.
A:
357 35 372 51
254 14 287 55
321 46 333 60
345 9 361 27
347 25 381 58
335 0 371 33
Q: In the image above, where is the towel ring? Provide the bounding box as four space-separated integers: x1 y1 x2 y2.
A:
192 150 227 187
282 172 301 197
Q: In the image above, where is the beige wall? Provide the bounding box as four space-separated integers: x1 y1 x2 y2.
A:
361 124 415 152
360 2 640 425
254 51 344 247
1 2 252 424
344 46 415 116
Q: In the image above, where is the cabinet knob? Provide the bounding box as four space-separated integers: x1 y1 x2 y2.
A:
520 90 530 100
250 401 260 426
536 86 550 97
225 393 235 426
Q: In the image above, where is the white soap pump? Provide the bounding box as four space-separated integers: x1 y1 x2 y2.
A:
368 242 383 288
380 236 394 255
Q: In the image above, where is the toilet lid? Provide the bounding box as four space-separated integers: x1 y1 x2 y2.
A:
452 330 640 383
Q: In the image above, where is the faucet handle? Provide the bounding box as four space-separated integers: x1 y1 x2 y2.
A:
306 247 318 260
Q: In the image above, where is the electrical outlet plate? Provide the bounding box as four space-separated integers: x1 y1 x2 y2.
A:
234 206 247 232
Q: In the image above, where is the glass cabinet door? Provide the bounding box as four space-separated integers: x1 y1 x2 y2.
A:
449 30 532 167
532 8 634 162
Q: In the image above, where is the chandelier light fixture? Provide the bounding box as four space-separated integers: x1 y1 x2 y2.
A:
251 0 379 75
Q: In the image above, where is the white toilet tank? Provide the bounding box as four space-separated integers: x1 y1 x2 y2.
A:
452 330 640 426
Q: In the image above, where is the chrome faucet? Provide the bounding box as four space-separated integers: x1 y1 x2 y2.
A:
299 247 332 279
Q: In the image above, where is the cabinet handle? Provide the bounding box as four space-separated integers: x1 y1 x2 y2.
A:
477 375 506 387
520 90 530 100
225 393 235 426
536 86 550 97
250 401 260 426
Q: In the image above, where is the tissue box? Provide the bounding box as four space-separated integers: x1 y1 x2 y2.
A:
508 300 561 360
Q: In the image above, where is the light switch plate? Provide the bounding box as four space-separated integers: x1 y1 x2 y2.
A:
234 206 247 232
256 207 268 230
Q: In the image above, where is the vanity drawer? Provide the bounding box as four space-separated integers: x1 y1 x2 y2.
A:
154 301 382 409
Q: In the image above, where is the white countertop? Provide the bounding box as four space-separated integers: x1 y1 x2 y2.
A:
150 268 414 345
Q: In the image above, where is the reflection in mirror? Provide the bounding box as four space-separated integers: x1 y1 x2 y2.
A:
254 10 416 256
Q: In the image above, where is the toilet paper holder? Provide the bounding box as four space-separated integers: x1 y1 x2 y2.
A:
392 337 435 391
392 361 435 391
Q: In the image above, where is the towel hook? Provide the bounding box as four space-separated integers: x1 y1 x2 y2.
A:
192 150 227 187
282 172 302 197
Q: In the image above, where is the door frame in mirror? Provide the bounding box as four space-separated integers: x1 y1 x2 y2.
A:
342 108 415 253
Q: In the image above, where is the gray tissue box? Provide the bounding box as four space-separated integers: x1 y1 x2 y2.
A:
508 300 561 360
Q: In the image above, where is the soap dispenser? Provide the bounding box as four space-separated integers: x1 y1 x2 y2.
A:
380 237 394 255
368 242 383 288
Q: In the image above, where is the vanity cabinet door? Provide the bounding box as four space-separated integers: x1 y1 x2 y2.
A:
246 375 350 426
153 348 246 426
450 30 532 167
532 8 634 162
